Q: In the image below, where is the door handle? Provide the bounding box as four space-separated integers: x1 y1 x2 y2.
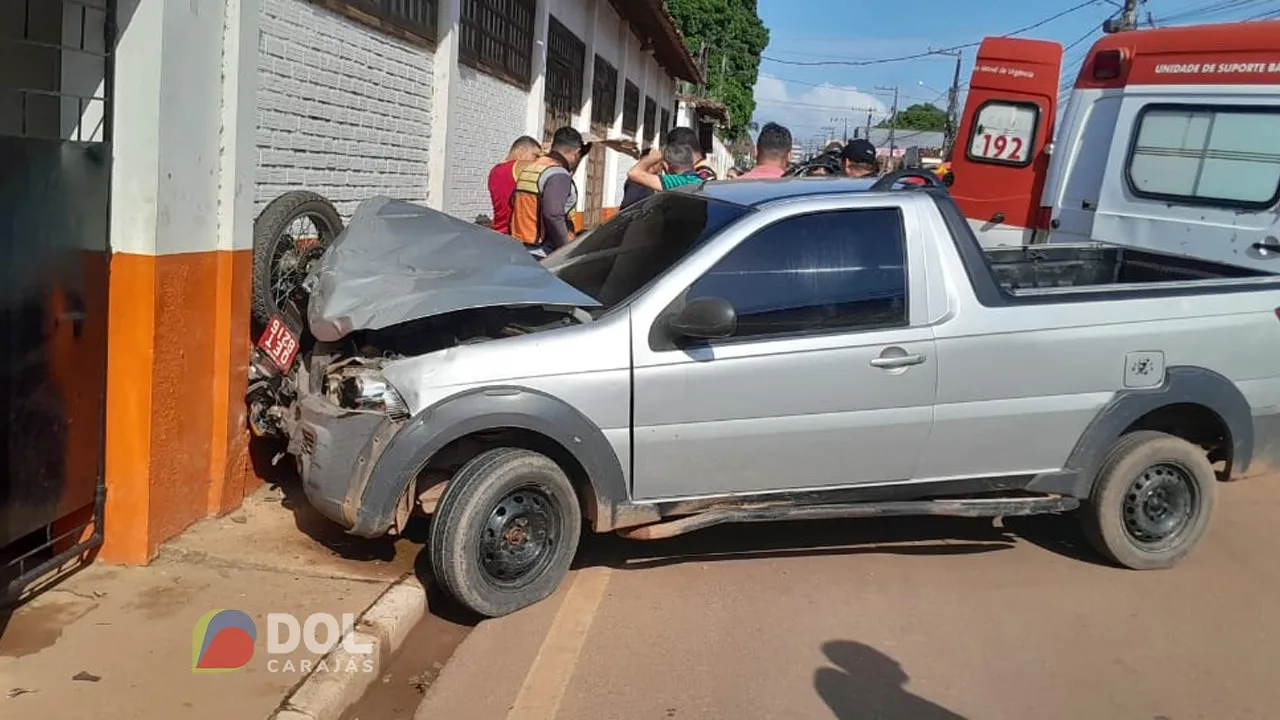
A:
1249 241 1280 258
870 353 925 369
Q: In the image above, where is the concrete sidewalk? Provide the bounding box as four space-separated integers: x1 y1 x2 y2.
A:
0 485 427 720
418 478 1280 720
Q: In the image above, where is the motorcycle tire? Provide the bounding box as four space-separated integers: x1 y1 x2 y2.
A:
251 190 343 338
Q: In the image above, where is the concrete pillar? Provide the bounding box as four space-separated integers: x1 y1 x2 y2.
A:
602 23 630 209
636 47 649 152
210 0 261 517
526 0 553 140
427 0 462 210
103 0 262 562
573 0 599 212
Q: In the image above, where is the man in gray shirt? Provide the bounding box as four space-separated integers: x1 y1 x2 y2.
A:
510 126 590 256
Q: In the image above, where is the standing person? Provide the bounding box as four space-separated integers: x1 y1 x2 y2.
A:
626 143 705 192
667 126 718 181
619 127 715 210
737 122 792 179
510 127 590 257
840 139 881 178
619 144 655 211
486 136 542 235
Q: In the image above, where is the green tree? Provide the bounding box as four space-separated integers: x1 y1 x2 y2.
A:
666 0 769 141
877 103 948 132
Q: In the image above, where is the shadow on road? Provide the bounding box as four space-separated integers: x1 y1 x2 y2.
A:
575 515 1028 572
815 640 967 720
1002 511 1109 567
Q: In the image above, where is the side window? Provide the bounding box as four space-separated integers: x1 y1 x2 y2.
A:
1127 105 1280 209
686 208 908 339
967 100 1039 167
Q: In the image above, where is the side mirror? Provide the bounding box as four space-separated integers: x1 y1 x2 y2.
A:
668 296 737 340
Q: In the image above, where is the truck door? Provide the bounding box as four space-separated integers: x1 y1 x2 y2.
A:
949 37 1061 248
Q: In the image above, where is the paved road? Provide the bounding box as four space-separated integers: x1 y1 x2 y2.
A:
418 477 1280 720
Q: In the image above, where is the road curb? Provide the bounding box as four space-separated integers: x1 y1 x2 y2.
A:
267 574 428 720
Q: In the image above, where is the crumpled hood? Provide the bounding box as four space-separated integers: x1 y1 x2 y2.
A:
305 196 601 342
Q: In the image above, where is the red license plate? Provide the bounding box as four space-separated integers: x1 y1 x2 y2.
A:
258 315 300 371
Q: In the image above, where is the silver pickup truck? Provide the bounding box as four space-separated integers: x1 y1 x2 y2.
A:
248 171 1280 617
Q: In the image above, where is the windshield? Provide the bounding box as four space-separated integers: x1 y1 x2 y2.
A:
543 192 753 311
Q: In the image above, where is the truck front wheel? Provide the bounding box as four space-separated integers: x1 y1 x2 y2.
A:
1082 430 1216 570
428 448 582 618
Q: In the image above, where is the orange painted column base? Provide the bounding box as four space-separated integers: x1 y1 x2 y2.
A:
100 249 258 564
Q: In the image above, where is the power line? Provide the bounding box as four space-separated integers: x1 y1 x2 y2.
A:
1057 25 1105 91
1156 0 1275 24
760 0 1104 67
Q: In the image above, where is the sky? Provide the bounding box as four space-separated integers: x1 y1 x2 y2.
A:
752 0 1280 149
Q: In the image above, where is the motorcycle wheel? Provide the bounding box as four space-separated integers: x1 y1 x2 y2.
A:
251 191 343 338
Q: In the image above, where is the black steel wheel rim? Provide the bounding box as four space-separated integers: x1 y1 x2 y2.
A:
269 212 336 312
478 485 561 588
1121 462 1198 549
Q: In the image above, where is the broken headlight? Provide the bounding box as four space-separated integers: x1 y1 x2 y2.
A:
324 363 410 420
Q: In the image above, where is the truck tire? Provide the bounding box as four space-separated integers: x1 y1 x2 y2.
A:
428 448 582 618
251 191 343 337
1081 430 1216 570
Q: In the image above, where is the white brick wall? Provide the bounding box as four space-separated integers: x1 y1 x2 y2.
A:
443 65 528 222
255 0 434 220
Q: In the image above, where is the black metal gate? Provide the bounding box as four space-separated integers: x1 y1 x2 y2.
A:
1 0 114 601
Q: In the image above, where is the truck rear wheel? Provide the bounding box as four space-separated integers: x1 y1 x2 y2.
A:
428 448 582 618
1082 430 1216 570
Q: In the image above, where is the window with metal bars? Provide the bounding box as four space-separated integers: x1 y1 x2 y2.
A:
591 56 618 129
622 81 639 135
643 96 657 141
312 0 438 44
459 0 536 87
543 16 584 140
660 108 671 138
1 0 111 142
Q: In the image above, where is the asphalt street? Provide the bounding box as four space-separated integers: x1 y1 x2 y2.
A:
413 476 1280 720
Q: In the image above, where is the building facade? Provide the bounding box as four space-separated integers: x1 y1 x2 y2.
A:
0 0 699 573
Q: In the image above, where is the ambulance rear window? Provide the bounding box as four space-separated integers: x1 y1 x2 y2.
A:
966 100 1039 168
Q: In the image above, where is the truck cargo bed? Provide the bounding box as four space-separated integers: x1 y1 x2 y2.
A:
984 243 1269 292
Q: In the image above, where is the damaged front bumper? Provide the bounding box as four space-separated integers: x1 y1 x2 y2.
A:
294 393 403 532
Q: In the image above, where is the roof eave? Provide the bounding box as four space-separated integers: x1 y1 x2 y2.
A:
611 0 703 85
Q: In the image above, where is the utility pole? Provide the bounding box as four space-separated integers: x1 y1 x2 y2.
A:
1104 0 1140 33
829 116 851 142
876 85 900 165
943 51 963 152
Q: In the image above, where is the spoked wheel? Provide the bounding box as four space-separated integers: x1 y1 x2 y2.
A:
1083 430 1216 570
251 191 343 337
429 448 582 618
